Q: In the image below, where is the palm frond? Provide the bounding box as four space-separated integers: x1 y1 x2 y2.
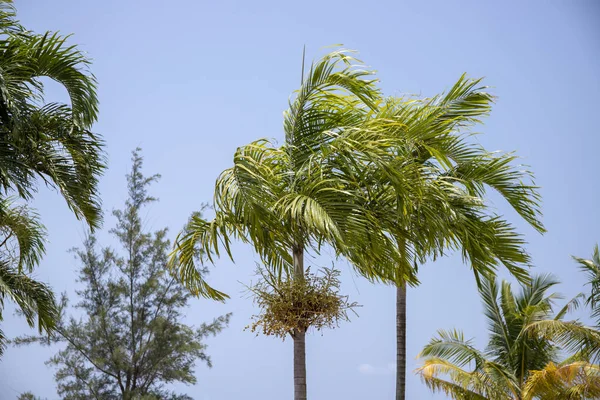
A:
419 329 487 367
522 319 600 358
0 259 57 355
284 48 381 167
573 244 600 326
0 7 105 229
555 293 586 321
0 197 45 272
417 329 518 398
12 31 98 128
170 213 237 301
417 362 492 400
523 362 600 400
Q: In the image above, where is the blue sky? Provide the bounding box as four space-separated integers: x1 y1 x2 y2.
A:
1 0 599 399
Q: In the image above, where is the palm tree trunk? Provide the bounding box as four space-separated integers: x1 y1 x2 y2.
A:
292 244 307 400
293 329 307 400
396 281 407 400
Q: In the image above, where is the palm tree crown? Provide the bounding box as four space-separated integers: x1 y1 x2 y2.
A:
171 48 547 400
417 274 600 399
0 0 104 228
574 244 600 327
0 0 105 354
172 49 413 299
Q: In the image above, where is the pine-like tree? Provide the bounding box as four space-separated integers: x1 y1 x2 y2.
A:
16 150 229 399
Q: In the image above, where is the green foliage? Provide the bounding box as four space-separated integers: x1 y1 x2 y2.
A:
17 392 46 400
169 50 546 400
15 150 229 399
417 275 600 399
171 48 543 300
0 0 104 228
0 198 56 355
574 244 600 327
0 0 104 356
169 47 545 400
572 244 600 363
246 267 358 338
170 49 411 301
353 75 544 287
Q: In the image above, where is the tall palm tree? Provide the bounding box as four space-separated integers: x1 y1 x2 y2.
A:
0 0 104 351
172 49 545 399
351 78 544 400
170 49 437 400
417 274 600 399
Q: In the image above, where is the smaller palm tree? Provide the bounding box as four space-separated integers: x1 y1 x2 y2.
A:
417 274 600 399
574 244 600 327
573 244 600 365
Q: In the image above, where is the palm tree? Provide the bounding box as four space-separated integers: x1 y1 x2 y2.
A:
0 0 104 351
172 49 545 399
171 49 432 400
351 78 544 400
573 244 600 364
574 244 600 327
417 274 600 399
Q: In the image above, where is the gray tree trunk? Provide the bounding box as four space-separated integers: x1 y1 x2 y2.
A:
293 245 307 400
293 330 307 400
396 282 407 400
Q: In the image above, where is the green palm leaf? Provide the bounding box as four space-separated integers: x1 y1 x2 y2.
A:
418 274 600 399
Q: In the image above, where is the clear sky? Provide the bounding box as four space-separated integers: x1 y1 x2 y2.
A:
1 0 599 399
